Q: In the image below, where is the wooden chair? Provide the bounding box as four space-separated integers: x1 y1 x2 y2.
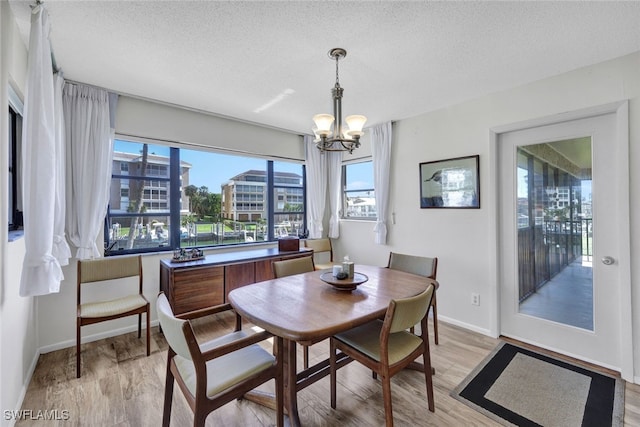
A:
272 256 315 369
387 252 440 344
76 255 150 378
157 293 283 427
302 238 333 270
329 283 436 426
272 256 315 278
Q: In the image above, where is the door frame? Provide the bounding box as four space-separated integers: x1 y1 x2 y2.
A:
488 100 632 381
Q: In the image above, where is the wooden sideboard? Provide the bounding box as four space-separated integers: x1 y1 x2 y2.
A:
159 247 313 316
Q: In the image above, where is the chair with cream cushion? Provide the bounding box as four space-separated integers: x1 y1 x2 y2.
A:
272 256 315 278
157 292 283 427
76 255 149 378
272 256 316 369
387 252 440 344
329 282 436 426
302 238 334 270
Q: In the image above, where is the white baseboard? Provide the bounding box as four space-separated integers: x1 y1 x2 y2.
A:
5 347 41 427
38 319 159 354
438 315 495 337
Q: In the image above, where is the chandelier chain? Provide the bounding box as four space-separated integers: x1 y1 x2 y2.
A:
335 55 340 86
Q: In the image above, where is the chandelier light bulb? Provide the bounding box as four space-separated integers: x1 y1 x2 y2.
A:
345 115 367 135
312 114 335 137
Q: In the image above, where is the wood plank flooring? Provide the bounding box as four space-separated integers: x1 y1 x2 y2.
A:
17 313 640 426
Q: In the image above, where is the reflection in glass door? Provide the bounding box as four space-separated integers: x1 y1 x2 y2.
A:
515 138 593 330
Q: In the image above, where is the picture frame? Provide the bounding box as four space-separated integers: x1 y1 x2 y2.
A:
419 155 480 208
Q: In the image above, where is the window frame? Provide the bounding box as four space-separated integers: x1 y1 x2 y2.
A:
105 138 307 256
8 90 23 233
342 159 377 220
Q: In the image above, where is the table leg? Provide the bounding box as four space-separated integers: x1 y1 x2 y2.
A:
284 339 301 426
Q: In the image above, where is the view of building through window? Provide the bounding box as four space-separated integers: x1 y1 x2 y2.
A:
105 139 305 254
343 161 376 218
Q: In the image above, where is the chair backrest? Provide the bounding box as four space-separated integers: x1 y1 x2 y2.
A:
77 255 143 304
303 238 333 260
273 256 315 278
78 255 142 283
386 282 436 333
387 252 437 279
157 293 194 360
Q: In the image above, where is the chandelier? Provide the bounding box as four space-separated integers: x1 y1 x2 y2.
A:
312 48 367 154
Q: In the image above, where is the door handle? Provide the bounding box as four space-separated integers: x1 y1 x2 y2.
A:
601 256 615 265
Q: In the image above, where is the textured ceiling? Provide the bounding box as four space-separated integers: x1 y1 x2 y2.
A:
8 1 640 136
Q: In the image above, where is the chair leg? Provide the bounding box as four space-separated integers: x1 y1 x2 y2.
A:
432 295 439 345
138 313 142 339
381 375 394 427
162 356 175 427
329 339 337 409
193 411 207 427
146 307 151 356
303 344 309 370
76 319 81 378
423 349 435 412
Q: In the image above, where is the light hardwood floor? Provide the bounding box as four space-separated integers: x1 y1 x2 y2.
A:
18 313 640 426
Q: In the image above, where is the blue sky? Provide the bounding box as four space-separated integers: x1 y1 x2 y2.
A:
115 139 373 191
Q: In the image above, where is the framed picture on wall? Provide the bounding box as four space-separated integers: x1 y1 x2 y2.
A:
419 155 480 208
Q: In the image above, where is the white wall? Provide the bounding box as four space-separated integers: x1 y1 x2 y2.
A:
336 51 640 370
1 3 37 426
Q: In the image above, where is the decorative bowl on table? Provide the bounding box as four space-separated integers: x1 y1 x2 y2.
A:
319 271 368 291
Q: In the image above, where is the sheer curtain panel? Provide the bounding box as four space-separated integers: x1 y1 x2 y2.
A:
327 148 342 239
371 122 392 244
20 5 63 296
64 83 117 260
52 73 71 266
304 135 327 238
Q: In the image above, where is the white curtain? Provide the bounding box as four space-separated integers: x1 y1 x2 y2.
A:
20 5 64 296
371 122 392 245
327 147 342 239
304 135 326 238
64 83 117 259
52 73 71 266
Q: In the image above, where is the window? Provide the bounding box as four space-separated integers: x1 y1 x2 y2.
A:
342 161 376 219
105 139 306 255
8 104 23 232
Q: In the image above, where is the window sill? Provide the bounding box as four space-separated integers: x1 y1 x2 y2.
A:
340 218 377 222
8 230 24 242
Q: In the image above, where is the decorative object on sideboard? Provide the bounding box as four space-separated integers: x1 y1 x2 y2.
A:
278 236 300 252
172 247 204 262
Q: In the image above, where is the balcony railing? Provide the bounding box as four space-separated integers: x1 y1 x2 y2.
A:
518 218 592 301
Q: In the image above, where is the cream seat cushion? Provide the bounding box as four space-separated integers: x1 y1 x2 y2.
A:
173 330 275 398
80 294 147 318
334 320 422 366
314 262 333 271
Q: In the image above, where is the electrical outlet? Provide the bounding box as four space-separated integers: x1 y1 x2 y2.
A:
471 293 480 306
